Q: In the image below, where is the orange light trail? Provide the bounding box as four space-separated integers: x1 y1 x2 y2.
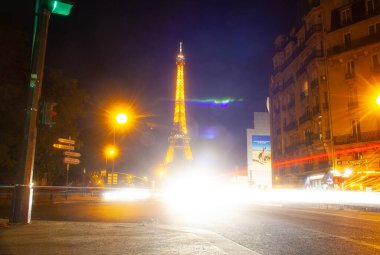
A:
273 143 380 167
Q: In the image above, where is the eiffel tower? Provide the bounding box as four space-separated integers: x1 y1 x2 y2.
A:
165 42 193 165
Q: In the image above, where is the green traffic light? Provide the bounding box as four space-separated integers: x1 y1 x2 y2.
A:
42 0 74 15
51 0 73 15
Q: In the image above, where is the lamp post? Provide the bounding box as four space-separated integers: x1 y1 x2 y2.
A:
105 146 118 185
10 0 73 224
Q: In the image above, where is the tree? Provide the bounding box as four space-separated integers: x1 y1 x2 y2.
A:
0 25 87 185
35 69 87 185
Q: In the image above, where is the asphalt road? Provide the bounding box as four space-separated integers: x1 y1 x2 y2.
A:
1 196 380 255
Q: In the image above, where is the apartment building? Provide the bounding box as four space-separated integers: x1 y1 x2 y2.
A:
270 0 380 190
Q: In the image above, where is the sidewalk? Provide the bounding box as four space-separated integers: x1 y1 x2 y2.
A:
0 219 260 255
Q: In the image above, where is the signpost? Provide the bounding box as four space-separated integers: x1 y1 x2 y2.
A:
53 144 74 150
64 157 80 165
64 151 81 157
52 137 81 186
58 138 75 145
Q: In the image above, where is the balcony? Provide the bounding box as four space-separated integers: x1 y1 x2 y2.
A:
318 160 330 169
299 110 312 124
300 91 308 101
348 101 358 109
310 79 319 90
304 163 314 172
272 84 282 95
313 104 320 116
284 120 298 132
283 77 295 90
345 73 355 80
327 34 380 56
305 24 322 39
371 65 380 75
288 99 295 109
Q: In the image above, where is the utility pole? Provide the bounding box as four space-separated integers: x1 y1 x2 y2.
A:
9 0 73 224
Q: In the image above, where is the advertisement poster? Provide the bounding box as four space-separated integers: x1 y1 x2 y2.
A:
252 135 271 165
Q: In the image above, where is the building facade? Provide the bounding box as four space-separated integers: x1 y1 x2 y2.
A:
270 0 380 190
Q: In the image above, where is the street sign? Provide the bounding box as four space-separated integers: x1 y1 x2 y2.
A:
53 144 74 150
64 151 81 157
58 138 75 145
64 157 80 165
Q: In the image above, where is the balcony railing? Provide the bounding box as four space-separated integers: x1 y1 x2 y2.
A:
305 24 322 39
345 72 355 80
318 160 330 169
328 34 380 56
284 120 298 132
283 77 295 90
310 79 319 90
313 104 320 116
332 130 380 145
348 101 359 109
299 110 312 124
288 99 295 109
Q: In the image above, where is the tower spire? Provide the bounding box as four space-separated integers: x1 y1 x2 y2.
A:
166 42 193 164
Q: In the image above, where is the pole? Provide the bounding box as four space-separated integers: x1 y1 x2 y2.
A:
111 126 116 186
66 164 70 186
10 1 51 224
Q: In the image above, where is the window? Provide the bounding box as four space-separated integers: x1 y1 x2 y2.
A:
348 87 358 108
367 0 375 15
372 53 380 72
340 8 352 25
346 60 355 79
344 33 351 49
352 120 361 139
368 23 380 35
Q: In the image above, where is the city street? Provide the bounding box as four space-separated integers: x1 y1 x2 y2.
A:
1 194 379 255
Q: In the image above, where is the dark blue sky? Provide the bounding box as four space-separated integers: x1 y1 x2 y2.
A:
5 0 299 175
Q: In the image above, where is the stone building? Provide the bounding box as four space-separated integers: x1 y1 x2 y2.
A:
270 0 380 190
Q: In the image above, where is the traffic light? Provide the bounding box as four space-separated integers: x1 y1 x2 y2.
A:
41 101 58 127
41 0 74 16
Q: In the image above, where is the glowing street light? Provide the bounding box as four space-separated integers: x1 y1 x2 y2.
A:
116 113 128 125
376 94 380 106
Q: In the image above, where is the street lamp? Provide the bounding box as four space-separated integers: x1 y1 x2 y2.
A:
10 0 74 224
116 113 128 125
376 94 380 106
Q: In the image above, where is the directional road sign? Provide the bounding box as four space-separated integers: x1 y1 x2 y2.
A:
58 138 75 145
64 151 81 157
53 144 74 150
64 157 80 165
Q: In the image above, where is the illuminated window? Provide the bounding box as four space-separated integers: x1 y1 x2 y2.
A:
303 81 309 96
340 8 352 25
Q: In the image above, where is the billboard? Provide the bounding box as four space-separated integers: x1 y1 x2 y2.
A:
249 134 272 189
252 135 271 165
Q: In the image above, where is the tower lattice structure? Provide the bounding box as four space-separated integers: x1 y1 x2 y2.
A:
166 42 193 164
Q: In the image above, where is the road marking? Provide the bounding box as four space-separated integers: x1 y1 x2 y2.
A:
155 224 262 255
301 225 380 251
286 207 380 222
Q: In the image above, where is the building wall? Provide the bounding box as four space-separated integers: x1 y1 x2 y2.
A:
270 0 380 190
247 112 272 189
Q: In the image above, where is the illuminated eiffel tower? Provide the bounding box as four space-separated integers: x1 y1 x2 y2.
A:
165 42 193 164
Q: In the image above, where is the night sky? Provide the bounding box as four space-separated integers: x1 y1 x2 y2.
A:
4 0 299 176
